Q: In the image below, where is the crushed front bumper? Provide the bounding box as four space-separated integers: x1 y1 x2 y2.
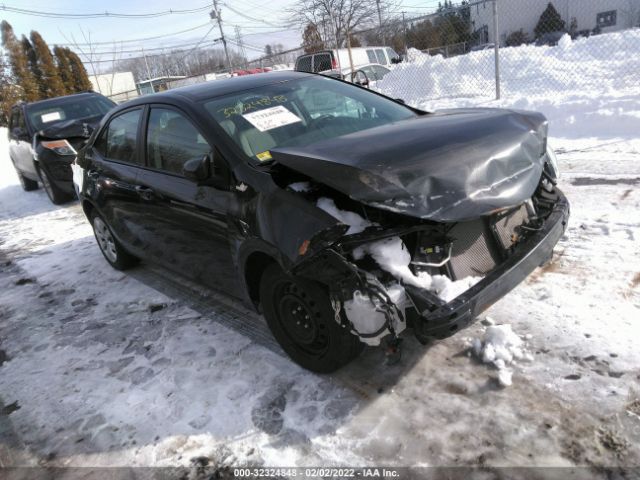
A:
410 190 570 343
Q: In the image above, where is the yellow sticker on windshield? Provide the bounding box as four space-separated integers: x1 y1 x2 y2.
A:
256 150 273 162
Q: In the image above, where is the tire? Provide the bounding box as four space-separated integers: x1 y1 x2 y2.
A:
260 263 363 373
16 170 39 191
90 212 138 270
37 164 73 205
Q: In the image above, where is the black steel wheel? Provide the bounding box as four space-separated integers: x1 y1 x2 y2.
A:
260 263 363 373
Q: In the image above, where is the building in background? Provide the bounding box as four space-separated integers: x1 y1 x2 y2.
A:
136 76 187 95
471 0 639 45
89 72 138 103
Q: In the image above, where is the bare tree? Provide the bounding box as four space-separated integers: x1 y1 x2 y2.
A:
289 0 393 48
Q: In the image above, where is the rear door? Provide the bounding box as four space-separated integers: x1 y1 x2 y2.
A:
134 105 241 296
9 108 36 177
87 107 146 251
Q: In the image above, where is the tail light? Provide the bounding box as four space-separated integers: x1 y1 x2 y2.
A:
331 57 337 69
41 139 77 156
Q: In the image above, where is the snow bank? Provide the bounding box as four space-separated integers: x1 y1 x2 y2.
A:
471 323 533 387
378 29 640 139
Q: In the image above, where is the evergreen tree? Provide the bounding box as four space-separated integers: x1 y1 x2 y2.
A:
1 49 23 125
302 23 324 54
65 48 93 92
30 31 65 98
21 36 44 96
534 3 566 38
1 20 39 102
53 46 74 93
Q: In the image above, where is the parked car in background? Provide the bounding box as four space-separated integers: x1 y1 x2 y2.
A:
295 47 401 73
8 92 115 204
75 71 568 373
320 64 391 87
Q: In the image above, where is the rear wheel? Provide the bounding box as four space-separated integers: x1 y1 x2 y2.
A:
260 263 363 373
91 212 138 270
37 165 73 205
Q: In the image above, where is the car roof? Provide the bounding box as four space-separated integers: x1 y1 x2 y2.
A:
20 92 104 109
124 70 313 107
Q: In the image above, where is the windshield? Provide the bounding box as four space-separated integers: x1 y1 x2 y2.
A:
26 95 115 131
203 75 417 161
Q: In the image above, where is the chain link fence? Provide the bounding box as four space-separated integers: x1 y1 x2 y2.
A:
371 0 640 109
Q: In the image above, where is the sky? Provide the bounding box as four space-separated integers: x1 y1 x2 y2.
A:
0 0 444 69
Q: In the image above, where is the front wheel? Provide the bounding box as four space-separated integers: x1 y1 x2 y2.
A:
17 170 39 191
260 263 363 373
37 165 73 205
91 212 138 270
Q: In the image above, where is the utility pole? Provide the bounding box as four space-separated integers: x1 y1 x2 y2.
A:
402 12 408 57
211 0 232 71
234 25 247 68
142 47 152 81
376 0 385 45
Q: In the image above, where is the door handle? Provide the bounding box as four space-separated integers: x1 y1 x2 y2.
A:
135 186 155 200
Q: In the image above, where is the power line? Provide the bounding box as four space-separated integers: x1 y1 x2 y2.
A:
0 3 211 19
56 22 213 46
222 3 293 29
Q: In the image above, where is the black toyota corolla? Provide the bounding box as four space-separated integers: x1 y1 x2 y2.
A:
75 71 569 372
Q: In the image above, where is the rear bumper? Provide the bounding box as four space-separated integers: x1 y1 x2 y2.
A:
410 190 570 342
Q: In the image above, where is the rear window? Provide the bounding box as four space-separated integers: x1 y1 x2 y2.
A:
26 95 115 131
314 53 332 72
295 55 313 72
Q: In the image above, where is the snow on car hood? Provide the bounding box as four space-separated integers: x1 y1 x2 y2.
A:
272 108 548 222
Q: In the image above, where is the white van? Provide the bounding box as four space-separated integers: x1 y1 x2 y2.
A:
294 47 401 73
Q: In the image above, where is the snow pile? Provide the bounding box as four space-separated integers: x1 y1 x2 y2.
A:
316 198 481 302
378 29 640 139
353 236 481 302
0 127 15 189
316 197 374 235
343 284 407 345
471 323 533 387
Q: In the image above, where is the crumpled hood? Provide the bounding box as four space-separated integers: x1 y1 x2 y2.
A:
37 114 103 140
271 108 548 222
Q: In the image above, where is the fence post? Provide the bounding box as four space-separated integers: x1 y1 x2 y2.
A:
492 0 501 99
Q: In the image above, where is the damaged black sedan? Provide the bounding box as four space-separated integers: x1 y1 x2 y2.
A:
75 71 569 372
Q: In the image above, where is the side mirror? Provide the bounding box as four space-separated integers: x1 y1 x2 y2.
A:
183 154 211 182
391 56 402 64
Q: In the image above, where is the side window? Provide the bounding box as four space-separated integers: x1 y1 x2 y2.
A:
146 108 211 175
95 109 142 164
314 53 332 72
295 55 312 72
375 49 386 65
366 49 377 63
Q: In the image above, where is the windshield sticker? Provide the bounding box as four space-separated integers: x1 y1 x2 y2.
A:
256 150 273 162
41 111 62 123
218 95 288 118
242 105 301 132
